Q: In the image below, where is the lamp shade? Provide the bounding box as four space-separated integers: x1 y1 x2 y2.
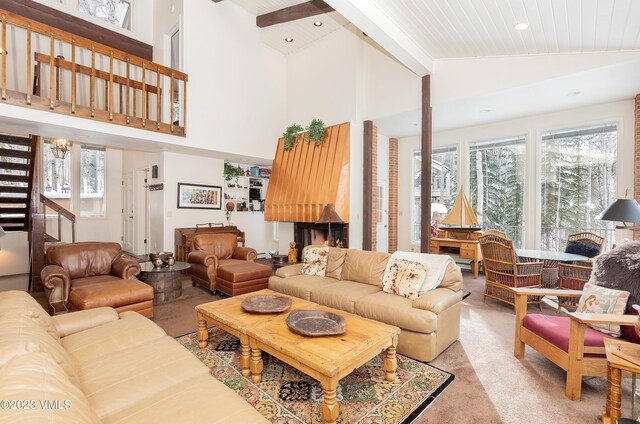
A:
315 203 344 224
0 226 5 238
596 198 640 225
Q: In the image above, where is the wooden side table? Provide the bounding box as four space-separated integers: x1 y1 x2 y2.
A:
138 261 190 304
603 339 640 424
271 254 289 270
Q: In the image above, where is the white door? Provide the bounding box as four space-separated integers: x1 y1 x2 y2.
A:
122 172 135 252
376 180 389 253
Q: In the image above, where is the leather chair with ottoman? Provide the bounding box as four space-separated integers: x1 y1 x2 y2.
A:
41 242 154 317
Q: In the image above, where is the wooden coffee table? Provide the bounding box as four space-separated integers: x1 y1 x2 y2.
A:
196 289 401 424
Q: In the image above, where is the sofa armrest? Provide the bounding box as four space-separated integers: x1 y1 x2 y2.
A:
275 263 304 278
233 247 257 261
52 307 119 337
41 265 71 314
188 250 218 268
111 257 141 279
413 287 463 314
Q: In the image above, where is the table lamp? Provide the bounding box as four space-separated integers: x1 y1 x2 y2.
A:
315 204 344 247
596 190 640 230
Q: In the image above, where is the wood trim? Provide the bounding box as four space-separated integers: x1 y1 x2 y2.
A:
363 120 374 251
1 0 152 60
420 75 432 253
256 0 333 28
388 138 398 253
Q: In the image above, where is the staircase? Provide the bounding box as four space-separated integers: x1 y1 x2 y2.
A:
0 134 37 232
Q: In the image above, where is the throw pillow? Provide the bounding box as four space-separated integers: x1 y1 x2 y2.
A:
382 258 429 300
576 283 630 337
565 241 600 258
299 246 330 277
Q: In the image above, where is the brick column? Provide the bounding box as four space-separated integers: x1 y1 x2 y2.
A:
635 94 640 240
371 125 378 251
388 138 398 253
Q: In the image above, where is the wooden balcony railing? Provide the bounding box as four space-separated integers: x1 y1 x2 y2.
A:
0 10 188 136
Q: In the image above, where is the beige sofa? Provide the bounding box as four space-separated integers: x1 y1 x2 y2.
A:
0 291 267 424
269 248 463 362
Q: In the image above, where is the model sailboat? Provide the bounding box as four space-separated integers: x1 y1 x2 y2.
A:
437 187 482 240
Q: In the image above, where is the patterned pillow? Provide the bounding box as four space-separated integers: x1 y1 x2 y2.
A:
382 259 429 300
299 246 330 277
577 283 630 337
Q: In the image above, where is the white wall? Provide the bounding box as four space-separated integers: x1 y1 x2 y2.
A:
182 0 286 159
397 100 636 251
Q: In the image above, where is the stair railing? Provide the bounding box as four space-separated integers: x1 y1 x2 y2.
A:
39 194 76 243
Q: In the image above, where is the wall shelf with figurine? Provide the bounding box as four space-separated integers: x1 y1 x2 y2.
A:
223 162 271 213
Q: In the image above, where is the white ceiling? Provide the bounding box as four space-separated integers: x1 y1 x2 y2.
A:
366 0 640 59
231 0 350 55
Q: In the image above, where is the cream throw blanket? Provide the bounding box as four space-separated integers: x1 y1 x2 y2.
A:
383 251 455 294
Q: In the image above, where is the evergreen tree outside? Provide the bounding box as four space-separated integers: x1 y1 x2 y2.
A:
541 125 616 251
469 137 525 247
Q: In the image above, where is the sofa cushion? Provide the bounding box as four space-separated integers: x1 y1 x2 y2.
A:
439 263 463 292
0 318 81 387
355 291 437 334
78 336 208 419
310 281 380 313
47 242 121 280
70 279 153 310
192 233 238 260
0 290 59 339
61 311 166 364
0 352 101 424
522 314 611 357
325 248 348 280
268 275 336 301
340 250 390 287
101 373 268 424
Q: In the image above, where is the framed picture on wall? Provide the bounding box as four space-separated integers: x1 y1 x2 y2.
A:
177 183 222 210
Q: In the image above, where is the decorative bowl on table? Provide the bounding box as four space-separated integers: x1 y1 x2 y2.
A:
286 309 346 337
241 295 292 314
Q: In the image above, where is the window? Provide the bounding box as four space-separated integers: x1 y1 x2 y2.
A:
540 124 617 251
469 137 525 247
43 140 72 210
412 146 458 243
79 0 131 29
80 145 106 217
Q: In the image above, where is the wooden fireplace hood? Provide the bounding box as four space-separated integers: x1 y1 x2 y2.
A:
264 122 350 223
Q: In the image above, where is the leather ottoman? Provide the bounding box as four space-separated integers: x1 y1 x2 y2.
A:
215 262 272 296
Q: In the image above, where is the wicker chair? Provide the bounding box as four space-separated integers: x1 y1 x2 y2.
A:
479 233 543 310
566 231 606 256
482 229 508 238
556 263 593 313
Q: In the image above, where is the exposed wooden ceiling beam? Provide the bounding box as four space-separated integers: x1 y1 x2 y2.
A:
256 0 334 28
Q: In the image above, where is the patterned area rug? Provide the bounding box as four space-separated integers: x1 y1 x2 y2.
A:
177 327 454 423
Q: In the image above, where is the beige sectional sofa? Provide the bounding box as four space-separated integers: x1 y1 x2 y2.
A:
269 248 464 362
0 291 267 424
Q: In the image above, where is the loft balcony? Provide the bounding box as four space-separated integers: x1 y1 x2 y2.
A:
0 10 187 137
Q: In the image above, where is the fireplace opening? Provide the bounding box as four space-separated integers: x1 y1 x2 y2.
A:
293 223 349 260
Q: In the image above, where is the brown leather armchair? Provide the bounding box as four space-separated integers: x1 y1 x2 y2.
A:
41 242 154 317
188 233 257 294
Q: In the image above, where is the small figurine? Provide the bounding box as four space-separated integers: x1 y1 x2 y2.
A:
288 242 298 263
323 240 329 247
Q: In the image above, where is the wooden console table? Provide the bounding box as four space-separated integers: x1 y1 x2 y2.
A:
430 238 482 279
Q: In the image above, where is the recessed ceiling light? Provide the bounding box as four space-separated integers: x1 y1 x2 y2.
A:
284 37 294 43
480 109 491 113
566 91 581 97
514 23 529 31
313 21 323 27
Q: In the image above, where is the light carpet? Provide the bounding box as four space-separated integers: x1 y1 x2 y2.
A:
177 326 454 423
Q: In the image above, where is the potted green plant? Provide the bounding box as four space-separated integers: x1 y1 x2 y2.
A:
283 124 304 151
306 119 327 147
224 162 240 181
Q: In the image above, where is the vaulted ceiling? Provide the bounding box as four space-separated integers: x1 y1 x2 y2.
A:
368 0 640 59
